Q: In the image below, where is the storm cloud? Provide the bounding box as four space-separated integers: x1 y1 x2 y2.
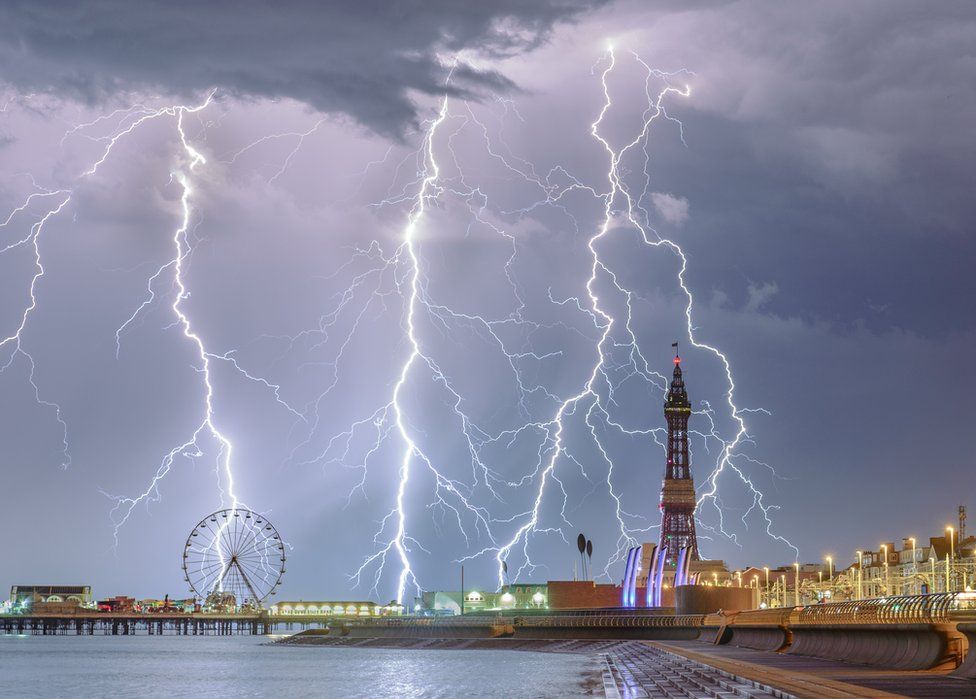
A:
0 0 607 136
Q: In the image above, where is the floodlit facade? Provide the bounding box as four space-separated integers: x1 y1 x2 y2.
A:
268 601 401 616
9 585 92 611
415 583 548 614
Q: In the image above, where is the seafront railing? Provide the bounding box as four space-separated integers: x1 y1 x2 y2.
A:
511 614 704 628
791 592 960 625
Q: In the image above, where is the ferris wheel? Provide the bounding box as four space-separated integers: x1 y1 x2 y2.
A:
182 509 285 607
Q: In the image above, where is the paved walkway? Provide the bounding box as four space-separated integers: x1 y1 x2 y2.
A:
602 642 788 698
653 641 976 698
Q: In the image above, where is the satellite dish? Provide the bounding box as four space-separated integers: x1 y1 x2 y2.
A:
577 533 586 555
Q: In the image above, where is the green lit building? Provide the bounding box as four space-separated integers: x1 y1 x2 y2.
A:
416 583 548 614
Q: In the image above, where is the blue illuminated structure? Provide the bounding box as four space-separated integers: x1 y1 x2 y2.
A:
620 545 643 607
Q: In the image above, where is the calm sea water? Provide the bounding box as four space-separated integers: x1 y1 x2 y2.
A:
0 635 602 698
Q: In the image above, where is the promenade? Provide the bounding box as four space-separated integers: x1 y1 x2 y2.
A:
279 633 974 698
653 641 976 698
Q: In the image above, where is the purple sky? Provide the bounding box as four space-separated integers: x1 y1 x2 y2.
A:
1 1 974 602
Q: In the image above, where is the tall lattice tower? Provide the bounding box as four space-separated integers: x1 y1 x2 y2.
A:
659 346 700 564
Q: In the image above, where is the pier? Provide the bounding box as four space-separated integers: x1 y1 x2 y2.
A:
0 612 280 636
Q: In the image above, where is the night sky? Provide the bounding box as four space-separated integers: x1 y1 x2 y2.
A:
1 1 974 603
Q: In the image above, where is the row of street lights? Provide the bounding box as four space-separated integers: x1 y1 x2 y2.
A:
748 525 966 607
852 526 961 599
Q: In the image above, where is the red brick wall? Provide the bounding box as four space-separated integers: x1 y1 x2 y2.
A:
547 581 676 609
548 581 620 609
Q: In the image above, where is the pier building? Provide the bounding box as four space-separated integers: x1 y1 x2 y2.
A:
269 600 396 616
9 585 92 613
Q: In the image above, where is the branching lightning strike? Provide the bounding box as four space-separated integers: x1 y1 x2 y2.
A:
1 94 299 551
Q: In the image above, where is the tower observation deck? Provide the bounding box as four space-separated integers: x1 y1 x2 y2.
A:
659 347 699 564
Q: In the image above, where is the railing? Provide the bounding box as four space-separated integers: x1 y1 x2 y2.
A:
727 607 793 627
512 614 704 628
794 592 959 625
347 616 514 627
348 614 703 628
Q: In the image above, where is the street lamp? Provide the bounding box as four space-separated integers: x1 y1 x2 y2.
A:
909 537 917 595
856 551 863 600
826 555 833 600
794 562 800 607
881 544 890 595
780 574 786 608
763 567 770 606
947 526 955 592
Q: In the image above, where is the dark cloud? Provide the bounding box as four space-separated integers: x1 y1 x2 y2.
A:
548 0 976 335
0 0 606 137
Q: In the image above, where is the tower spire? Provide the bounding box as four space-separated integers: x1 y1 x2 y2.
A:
659 344 699 563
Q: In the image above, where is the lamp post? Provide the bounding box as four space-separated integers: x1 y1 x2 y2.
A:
764 566 770 603
826 555 833 600
780 574 786 608
881 544 889 596
930 556 937 594
794 562 800 607
947 526 955 592
909 537 917 595
856 551 863 600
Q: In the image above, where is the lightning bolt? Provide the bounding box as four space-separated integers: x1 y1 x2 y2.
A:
221 117 327 183
585 47 798 563
0 98 229 473
0 92 299 556
0 188 73 469
102 94 248 542
359 93 453 604
475 46 797 585
102 94 299 566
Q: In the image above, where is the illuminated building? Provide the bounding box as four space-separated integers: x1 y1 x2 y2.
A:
9 585 92 612
415 584 548 614
268 600 404 617
268 600 396 616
